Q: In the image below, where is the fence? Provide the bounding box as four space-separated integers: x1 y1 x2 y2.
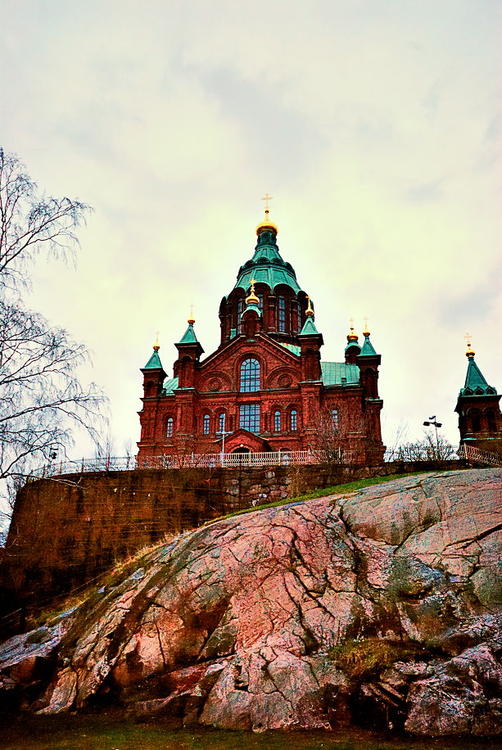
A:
27 450 323 479
458 443 501 467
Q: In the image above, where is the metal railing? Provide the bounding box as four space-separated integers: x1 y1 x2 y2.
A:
458 443 501 467
27 450 324 479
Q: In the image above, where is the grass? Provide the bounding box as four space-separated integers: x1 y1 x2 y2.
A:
203 471 432 526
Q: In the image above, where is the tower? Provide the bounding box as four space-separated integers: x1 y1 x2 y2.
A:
455 339 502 452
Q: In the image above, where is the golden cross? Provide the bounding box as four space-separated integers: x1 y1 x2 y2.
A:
189 303 195 319
261 193 273 212
154 330 160 348
364 317 369 331
349 316 355 332
464 331 472 347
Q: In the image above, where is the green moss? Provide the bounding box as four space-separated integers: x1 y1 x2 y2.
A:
204 472 433 526
329 637 427 679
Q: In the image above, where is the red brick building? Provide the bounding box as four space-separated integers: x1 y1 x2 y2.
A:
137 211 385 465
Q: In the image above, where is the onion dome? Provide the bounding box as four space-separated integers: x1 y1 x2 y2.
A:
233 204 302 295
245 280 260 306
345 324 360 351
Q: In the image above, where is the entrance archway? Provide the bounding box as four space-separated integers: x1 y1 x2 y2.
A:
232 447 250 454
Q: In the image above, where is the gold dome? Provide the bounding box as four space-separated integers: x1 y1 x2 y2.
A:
245 280 259 305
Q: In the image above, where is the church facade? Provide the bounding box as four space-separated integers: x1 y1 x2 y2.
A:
137 210 385 465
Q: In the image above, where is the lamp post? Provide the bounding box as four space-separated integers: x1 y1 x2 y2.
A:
423 416 442 457
216 413 232 467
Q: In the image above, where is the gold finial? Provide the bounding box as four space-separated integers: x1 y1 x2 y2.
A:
245 278 259 305
188 304 195 325
257 193 278 234
465 332 475 358
363 317 370 337
305 295 314 317
347 318 358 342
153 331 160 351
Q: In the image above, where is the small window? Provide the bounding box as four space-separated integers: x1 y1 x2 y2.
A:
203 414 210 435
274 410 281 432
331 409 339 431
258 293 263 310
166 417 174 437
487 408 497 433
290 409 298 431
240 358 260 392
278 297 286 332
240 404 260 433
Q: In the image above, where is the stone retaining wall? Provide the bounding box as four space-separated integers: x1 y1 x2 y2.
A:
0 460 462 619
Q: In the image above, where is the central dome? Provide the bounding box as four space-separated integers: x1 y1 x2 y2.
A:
233 225 302 295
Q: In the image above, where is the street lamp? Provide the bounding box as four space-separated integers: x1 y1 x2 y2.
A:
423 416 442 454
216 413 232 467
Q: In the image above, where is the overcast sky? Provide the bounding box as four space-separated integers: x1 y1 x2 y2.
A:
1 0 501 457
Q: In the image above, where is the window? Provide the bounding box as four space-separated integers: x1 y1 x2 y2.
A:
258 293 263 310
166 417 174 437
331 409 339 431
274 410 281 432
278 297 286 332
487 408 497 433
290 409 298 431
240 404 260 433
470 409 481 433
240 357 260 392
217 412 226 433
203 414 210 435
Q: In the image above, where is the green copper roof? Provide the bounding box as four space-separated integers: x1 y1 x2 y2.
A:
242 302 261 316
177 321 198 345
459 356 497 396
321 362 360 386
143 348 164 370
162 376 179 394
279 343 301 356
234 228 302 294
299 316 319 336
360 334 377 356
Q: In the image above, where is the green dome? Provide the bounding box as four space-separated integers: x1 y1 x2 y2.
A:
234 227 302 295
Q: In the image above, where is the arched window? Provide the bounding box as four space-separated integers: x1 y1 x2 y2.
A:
166 417 174 437
258 293 264 310
203 414 210 435
470 409 481 433
290 409 298 431
217 412 226 433
278 297 286 332
487 408 497 433
240 358 260 392
274 410 281 432
331 409 339 431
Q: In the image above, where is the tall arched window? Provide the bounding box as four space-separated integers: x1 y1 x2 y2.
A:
203 414 210 435
217 412 226 433
166 417 174 437
331 409 339 431
274 410 281 432
278 297 286 332
240 358 260 392
290 409 298 431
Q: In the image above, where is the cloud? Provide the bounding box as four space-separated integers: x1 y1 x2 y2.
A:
0 0 500 458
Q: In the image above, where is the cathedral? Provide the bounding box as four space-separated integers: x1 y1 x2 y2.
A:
137 206 385 465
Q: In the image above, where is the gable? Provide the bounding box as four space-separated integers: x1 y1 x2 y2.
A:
194 333 302 392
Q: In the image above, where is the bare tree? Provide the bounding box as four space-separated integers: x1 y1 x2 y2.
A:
311 407 345 466
393 432 456 462
0 148 105 504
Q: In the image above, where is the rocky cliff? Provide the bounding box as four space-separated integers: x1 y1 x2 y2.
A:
1 469 501 736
